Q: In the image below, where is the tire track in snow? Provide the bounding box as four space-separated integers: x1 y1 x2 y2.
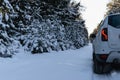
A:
91 72 113 80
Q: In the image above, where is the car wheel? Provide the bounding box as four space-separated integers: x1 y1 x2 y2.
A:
93 59 104 74
103 64 112 73
93 59 112 74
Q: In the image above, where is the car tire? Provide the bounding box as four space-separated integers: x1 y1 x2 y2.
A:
93 58 112 74
93 59 104 74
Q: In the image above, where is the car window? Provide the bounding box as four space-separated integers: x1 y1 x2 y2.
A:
108 15 120 28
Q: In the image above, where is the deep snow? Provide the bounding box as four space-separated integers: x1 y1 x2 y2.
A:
0 44 120 80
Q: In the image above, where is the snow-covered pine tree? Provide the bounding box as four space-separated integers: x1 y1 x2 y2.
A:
0 0 20 57
0 0 88 55
24 0 88 53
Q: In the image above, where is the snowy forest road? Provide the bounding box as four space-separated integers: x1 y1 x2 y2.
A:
0 44 120 80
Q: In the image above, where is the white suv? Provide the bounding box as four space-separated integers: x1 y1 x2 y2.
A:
92 13 120 74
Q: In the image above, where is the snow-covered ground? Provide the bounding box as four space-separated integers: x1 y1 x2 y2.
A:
0 44 120 80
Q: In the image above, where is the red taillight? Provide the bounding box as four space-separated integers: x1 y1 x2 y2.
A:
101 28 108 41
100 54 108 60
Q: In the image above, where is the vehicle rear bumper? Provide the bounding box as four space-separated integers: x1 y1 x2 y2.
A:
94 51 120 64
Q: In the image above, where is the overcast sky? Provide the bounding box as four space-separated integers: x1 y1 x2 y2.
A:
79 0 110 34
